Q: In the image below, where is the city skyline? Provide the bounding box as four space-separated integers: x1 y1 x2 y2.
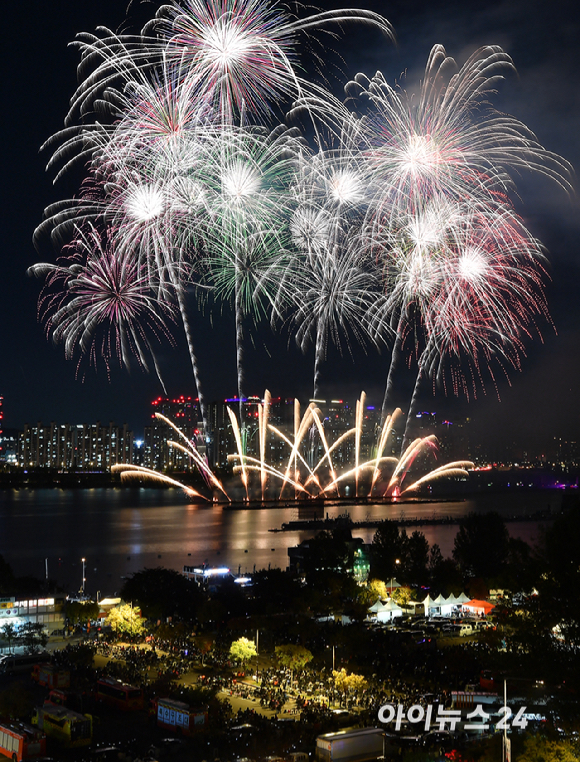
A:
2 0 579 458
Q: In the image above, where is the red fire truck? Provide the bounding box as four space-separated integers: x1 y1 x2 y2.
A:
31 663 70 689
0 720 46 761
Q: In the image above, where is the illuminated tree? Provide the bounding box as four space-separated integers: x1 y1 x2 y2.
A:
105 604 145 638
229 636 257 665
332 668 367 704
275 644 313 673
392 586 412 606
516 735 578 762
368 579 389 602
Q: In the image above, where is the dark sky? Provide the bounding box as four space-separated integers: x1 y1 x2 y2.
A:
2 0 579 453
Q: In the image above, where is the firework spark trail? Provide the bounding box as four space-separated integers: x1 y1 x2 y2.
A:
369 408 402 495
31 0 573 456
111 463 209 499
199 123 302 419
258 389 271 499
302 405 340 494
278 402 318 498
347 44 571 434
154 412 230 499
28 227 174 388
401 461 474 494
227 406 249 499
355 392 364 497
386 435 438 496
283 115 382 398
110 389 470 500
349 44 573 210
64 0 393 127
365 190 553 451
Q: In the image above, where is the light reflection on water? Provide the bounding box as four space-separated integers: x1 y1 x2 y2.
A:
0 488 562 596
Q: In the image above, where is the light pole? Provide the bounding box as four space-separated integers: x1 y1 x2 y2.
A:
255 629 259 683
390 558 400 598
81 558 86 596
503 679 510 762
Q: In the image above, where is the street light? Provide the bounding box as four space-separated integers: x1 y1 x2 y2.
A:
390 558 400 599
81 558 86 596
255 629 260 683
327 644 336 672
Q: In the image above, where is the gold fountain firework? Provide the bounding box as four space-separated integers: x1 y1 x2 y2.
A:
112 391 472 501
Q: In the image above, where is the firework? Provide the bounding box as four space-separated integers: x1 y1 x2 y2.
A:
28 226 173 387
31 0 572 460
114 391 470 501
64 0 392 125
349 44 573 211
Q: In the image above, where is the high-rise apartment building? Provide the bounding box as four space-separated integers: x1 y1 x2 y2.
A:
143 396 204 471
207 395 292 470
20 422 132 470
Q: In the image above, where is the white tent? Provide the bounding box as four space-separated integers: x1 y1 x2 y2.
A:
423 594 435 617
368 599 403 622
378 599 403 622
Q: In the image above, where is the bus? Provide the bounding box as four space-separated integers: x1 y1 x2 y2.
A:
152 697 207 736
0 652 49 674
0 721 46 762
95 677 144 711
33 702 92 749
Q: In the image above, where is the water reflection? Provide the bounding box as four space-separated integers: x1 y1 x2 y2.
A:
0 487 561 595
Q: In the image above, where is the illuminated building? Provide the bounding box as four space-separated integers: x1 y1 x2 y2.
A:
144 396 204 471
413 411 472 462
207 395 290 470
0 595 65 630
20 422 132 470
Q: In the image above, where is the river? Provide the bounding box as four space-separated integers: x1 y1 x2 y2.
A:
0 487 563 597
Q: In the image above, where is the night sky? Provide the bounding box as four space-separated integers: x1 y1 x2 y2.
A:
2 0 579 455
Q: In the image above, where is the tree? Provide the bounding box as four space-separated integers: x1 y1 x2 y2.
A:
302 528 354 576
1 623 17 653
392 586 412 606
332 668 367 705
370 521 406 581
538 505 580 642
0 684 33 719
105 604 145 638
195 634 214 667
229 637 257 665
515 734 579 762
250 569 305 616
453 512 510 579
404 530 430 585
67 601 99 627
121 567 204 621
275 645 313 673
18 623 48 654
368 579 388 603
